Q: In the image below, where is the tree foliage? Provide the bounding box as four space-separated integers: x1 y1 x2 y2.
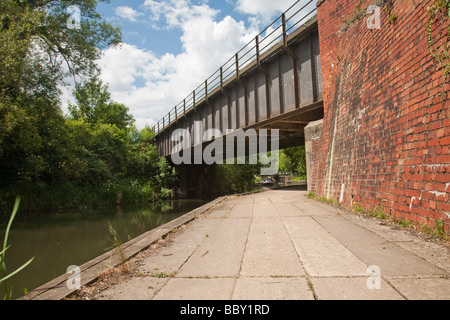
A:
0 1 178 214
279 147 307 177
69 77 134 131
216 161 261 194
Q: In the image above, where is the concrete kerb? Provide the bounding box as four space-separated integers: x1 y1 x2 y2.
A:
19 196 227 301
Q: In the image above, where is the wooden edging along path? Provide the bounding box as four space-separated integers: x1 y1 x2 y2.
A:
19 196 227 300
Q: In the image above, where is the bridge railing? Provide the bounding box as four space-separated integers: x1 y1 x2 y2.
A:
153 0 317 136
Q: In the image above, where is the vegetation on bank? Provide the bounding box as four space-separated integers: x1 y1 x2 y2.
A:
0 0 179 217
1 196 34 299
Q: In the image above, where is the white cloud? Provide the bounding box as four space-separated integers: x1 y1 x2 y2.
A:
98 0 258 129
236 0 318 28
58 0 318 129
236 0 295 22
115 6 144 22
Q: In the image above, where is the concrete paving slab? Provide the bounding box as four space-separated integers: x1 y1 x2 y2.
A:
232 277 314 300
282 216 368 277
253 203 278 218
206 209 231 219
313 215 446 277
267 194 291 203
311 277 404 300
274 202 307 217
345 215 450 274
140 219 222 275
227 197 254 205
177 218 251 277
292 200 341 216
387 277 450 300
96 277 169 300
240 217 305 277
228 204 254 218
253 195 272 205
153 278 236 300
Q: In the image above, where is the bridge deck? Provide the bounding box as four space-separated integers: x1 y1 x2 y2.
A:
154 2 324 158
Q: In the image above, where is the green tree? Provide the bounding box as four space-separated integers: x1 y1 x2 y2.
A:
69 77 134 131
0 0 121 100
67 77 136 184
0 0 122 213
217 160 261 194
279 147 306 177
150 158 178 200
127 125 159 182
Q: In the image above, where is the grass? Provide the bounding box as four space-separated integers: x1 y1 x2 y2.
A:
350 202 449 241
388 13 398 24
436 220 447 239
107 222 128 273
0 196 35 300
307 280 314 291
370 206 387 220
393 218 412 228
306 192 315 199
319 196 338 206
150 271 178 278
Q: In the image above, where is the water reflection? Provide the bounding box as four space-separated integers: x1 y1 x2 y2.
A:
0 199 209 300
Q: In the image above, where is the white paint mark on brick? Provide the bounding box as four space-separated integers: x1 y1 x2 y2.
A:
358 107 368 120
430 191 446 199
409 191 423 211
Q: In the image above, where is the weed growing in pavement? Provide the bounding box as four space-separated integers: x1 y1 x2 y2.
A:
107 222 129 273
306 192 316 199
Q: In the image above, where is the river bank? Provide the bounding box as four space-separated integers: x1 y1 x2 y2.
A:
13 182 305 299
0 198 209 300
18 196 225 300
71 187 449 301
21 183 450 300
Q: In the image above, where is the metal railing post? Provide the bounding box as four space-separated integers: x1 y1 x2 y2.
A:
282 13 288 48
235 53 239 81
220 66 224 93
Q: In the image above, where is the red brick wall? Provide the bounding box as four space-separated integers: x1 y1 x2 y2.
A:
314 0 450 233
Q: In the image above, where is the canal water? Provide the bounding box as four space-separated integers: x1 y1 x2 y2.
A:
0 199 210 300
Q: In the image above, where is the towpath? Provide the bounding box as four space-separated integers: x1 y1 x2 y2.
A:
74 187 450 300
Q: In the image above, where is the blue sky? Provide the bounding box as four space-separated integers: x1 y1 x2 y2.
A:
72 0 311 129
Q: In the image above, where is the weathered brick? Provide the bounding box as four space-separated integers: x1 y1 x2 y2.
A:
312 0 449 234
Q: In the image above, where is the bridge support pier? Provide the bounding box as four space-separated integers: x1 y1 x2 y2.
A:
177 164 219 199
305 119 323 193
